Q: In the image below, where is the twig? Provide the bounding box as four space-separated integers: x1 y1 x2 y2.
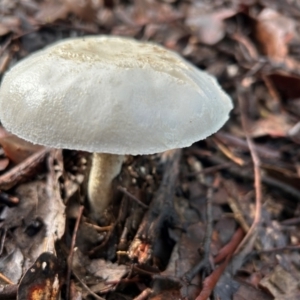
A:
73 270 105 300
212 137 245 166
128 149 181 264
89 194 127 255
195 153 300 202
281 217 300 226
226 194 250 233
66 206 84 300
214 228 244 264
195 257 230 300
118 186 148 209
253 244 300 255
0 192 19 206
214 132 280 159
83 221 112 232
0 148 50 190
235 88 262 254
0 271 14 285
195 227 244 300
0 228 7 255
133 288 153 300
182 177 219 283
186 162 233 178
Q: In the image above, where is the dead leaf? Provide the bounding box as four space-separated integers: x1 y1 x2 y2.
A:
250 114 293 138
0 133 44 164
17 252 60 300
64 0 97 22
255 8 296 60
0 16 21 36
0 158 9 171
233 282 273 300
0 175 65 273
186 4 237 45
260 265 300 299
124 0 182 27
267 73 300 100
150 290 181 300
0 246 24 284
35 0 69 24
72 249 128 294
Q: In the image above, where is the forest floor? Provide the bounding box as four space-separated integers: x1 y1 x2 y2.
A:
1 0 300 299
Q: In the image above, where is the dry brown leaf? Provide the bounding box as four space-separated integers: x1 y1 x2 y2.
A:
150 290 181 300
35 0 69 24
267 73 300 100
250 114 293 138
0 132 44 164
260 265 300 299
129 0 182 26
0 16 21 36
255 8 296 60
186 4 237 45
72 249 128 294
233 282 273 300
64 0 97 22
0 158 9 171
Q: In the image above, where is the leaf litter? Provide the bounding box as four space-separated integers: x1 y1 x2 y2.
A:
1 0 300 299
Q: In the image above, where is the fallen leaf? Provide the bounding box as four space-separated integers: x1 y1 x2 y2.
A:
250 114 293 138
267 73 300 100
35 0 69 24
0 173 65 273
17 252 60 300
233 282 273 300
72 249 128 294
0 133 44 164
0 158 9 171
0 246 24 284
0 16 21 36
64 0 97 22
260 265 300 299
186 4 237 45
255 8 296 60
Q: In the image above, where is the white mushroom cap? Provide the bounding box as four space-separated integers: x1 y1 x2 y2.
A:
0 36 233 155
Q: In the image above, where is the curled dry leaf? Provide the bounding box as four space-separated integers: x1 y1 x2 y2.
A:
0 132 44 164
185 4 237 45
255 8 296 60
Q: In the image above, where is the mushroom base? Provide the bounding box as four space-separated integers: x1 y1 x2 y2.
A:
88 153 124 221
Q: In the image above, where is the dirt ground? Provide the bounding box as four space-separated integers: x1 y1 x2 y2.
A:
1 0 300 299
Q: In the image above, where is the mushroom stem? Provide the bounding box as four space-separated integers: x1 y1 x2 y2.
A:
88 153 124 220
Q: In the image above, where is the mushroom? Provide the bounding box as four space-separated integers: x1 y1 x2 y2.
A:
0 36 233 221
